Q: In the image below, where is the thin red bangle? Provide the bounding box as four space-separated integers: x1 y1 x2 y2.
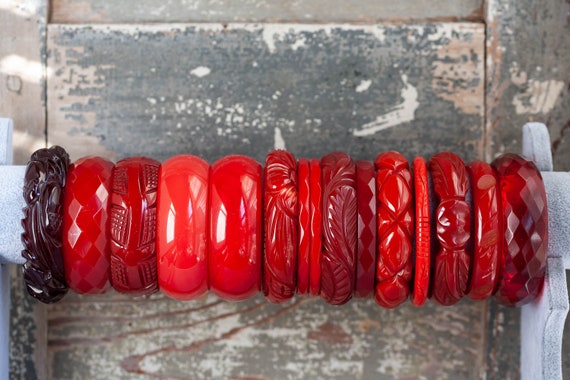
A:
109 157 160 296
156 155 210 300
429 152 471 306
63 156 114 294
411 156 430 307
374 151 414 309
466 161 501 301
263 150 298 303
309 158 322 296
320 152 357 305
492 154 548 306
297 158 311 296
354 160 377 298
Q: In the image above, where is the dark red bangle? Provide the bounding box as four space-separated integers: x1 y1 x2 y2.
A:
109 156 160 296
263 150 298 303
492 154 548 306
156 155 210 300
374 151 413 309
411 156 431 307
209 155 262 301
429 152 471 306
354 160 377 298
297 158 310 296
63 156 114 295
308 158 322 297
320 152 357 305
21 146 70 304
466 161 501 301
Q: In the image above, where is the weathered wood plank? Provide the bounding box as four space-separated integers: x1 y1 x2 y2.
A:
50 0 484 24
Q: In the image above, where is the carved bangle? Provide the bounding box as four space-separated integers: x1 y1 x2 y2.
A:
308 158 323 297
297 158 311 295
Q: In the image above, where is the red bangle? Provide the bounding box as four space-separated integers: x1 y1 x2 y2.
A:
109 157 160 296
374 151 413 309
263 150 298 303
466 161 501 300
156 155 210 300
309 158 322 296
63 156 114 294
411 156 431 307
429 152 471 306
354 160 377 298
297 158 311 296
320 152 357 305
492 154 548 306
209 155 262 301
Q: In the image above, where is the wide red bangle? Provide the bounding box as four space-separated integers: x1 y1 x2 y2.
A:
156 155 210 300
354 160 377 298
429 152 471 306
492 154 548 306
308 158 322 296
109 157 160 296
374 151 413 309
209 155 262 301
297 158 311 296
466 161 501 300
263 150 298 303
320 152 357 305
63 156 114 294
411 156 431 307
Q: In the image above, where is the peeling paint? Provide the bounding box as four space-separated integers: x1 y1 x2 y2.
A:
512 79 564 115
190 66 211 78
273 127 285 150
355 80 372 93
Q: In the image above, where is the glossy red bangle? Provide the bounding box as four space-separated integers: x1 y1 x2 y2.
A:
429 152 471 306
263 150 298 303
320 152 357 305
492 154 548 306
308 158 322 297
466 161 501 301
63 156 114 294
209 155 262 301
297 158 311 296
411 156 430 307
374 151 413 309
156 155 210 300
109 157 160 296
355 160 377 298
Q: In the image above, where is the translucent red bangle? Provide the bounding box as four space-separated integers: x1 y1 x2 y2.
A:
374 151 413 309
492 154 548 306
297 158 311 296
309 158 322 297
411 156 430 307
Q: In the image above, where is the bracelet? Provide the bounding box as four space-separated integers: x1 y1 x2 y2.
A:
296 158 311 295
308 158 322 296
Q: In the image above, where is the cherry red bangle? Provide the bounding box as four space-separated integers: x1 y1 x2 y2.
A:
63 156 114 294
466 161 501 301
157 155 210 300
429 152 471 306
374 151 413 309
355 160 377 298
308 158 322 296
320 152 357 305
109 157 160 296
492 154 548 306
411 156 431 307
297 158 311 295
209 155 262 301
263 150 298 303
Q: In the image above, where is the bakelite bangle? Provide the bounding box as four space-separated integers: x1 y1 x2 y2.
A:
466 161 501 301
320 152 357 305
308 158 322 297
374 152 413 309
209 155 262 301
411 156 430 307
263 150 298 303
21 146 70 303
63 156 114 295
297 158 311 295
157 155 210 300
109 157 160 296
429 152 471 306
492 154 548 307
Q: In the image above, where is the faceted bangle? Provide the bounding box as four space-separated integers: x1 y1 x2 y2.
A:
109 157 160 296
263 150 298 303
63 156 114 295
297 158 311 296
21 146 70 303
374 151 413 309
308 158 323 297
429 152 471 306
492 154 548 306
